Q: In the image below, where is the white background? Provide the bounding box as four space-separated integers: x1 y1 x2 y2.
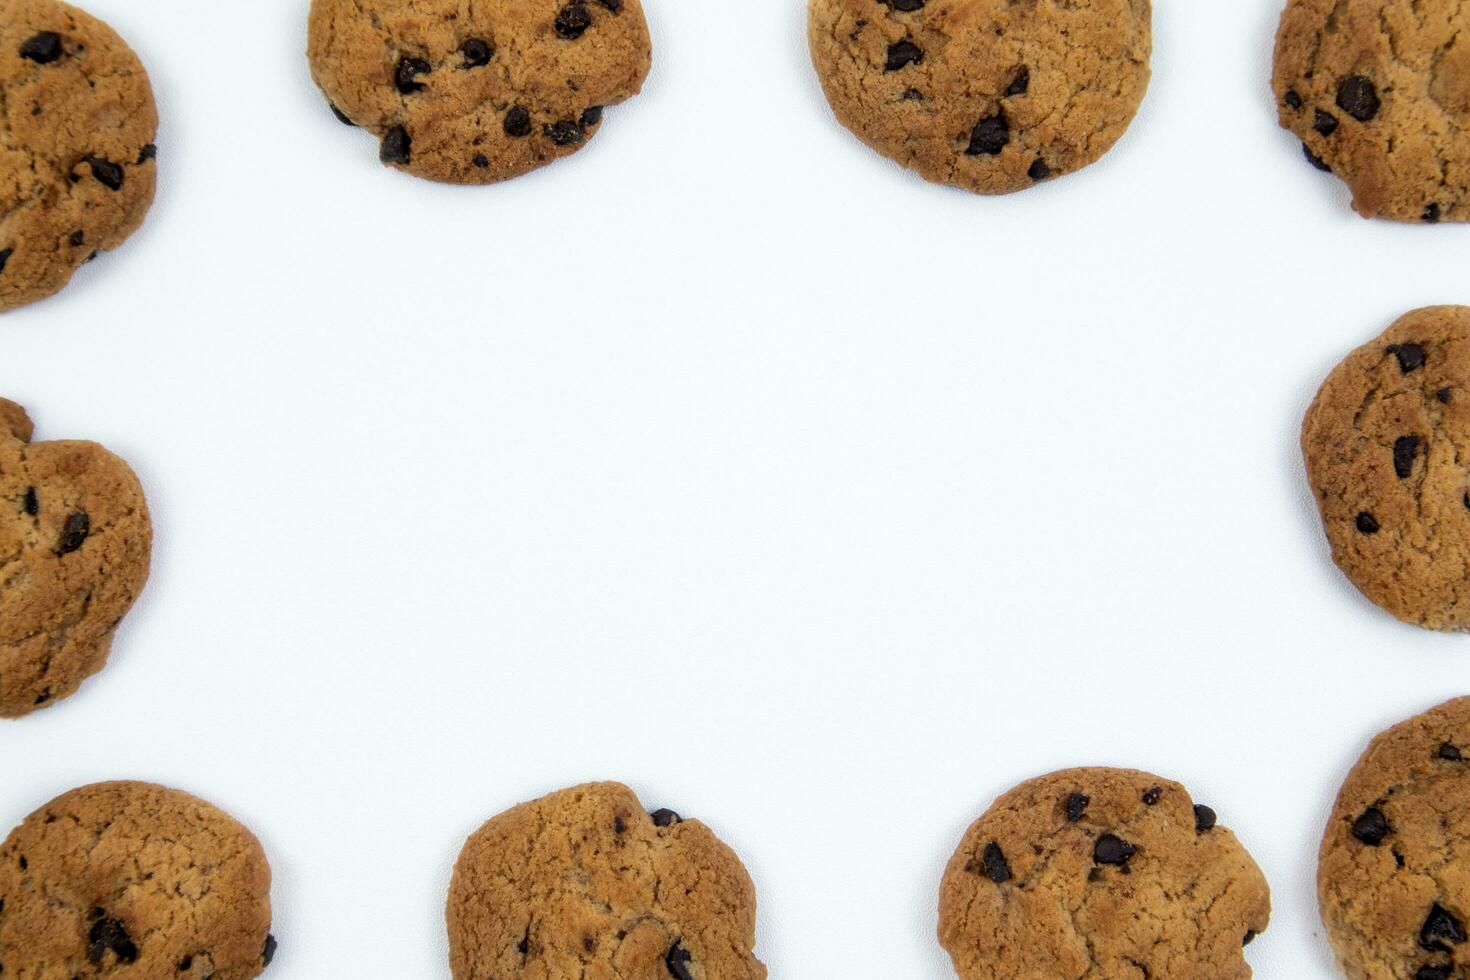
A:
2 1 1467 977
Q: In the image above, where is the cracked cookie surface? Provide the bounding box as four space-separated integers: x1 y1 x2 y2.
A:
307 0 651 184
0 0 158 312
0 398 150 718
807 0 1152 195
0 781 276 980
938 768 1271 980
446 782 766 980
1273 0 1470 222
1319 697 1470 980
1302 306 1470 630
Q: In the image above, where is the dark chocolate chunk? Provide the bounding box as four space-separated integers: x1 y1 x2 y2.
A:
20 32 63 64
1303 143 1332 172
1425 203 1443 224
1337 76 1381 122
651 808 682 827
1005 67 1030 96
1352 807 1390 846
380 126 412 164
88 918 138 964
883 0 927 8
395 57 431 94
504 107 532 138
885 41 923 71
981 842 1012 883
57 512 90 555
329 103 356 126
1356 512 1380 535
545 121 585 146
1142 787 1162 806
1416 966 1451 980
0 248 11 275
666 942 694 980
23 488 38 516
461 38 493 68
1094 834 1136 867
581 105 604 127
1388 343 1427 373
1028 158 1052 181
86 158 124 191
556 3 593 39
1440 742 1463 761
1194 805 1218 834
1064 793 1089 822
263 934 278 967
1315 110 1340 136
1285 90 1303 109
1394 436 1423 479
472 154 489 168
966 114 1009 156
1421 904 1466 952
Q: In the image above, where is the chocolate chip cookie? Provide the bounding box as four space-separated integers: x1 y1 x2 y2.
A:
1302 306 1470 630
1319 697 1470 980
0 397 151 717
446 782 766 980
1273 0 1470 222
939 768 1271 980
0 781 276 979
307 0 651 184
0 0 158 312
808 0 1152 194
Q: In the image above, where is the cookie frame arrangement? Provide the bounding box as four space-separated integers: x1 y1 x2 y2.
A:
4 0 1470 978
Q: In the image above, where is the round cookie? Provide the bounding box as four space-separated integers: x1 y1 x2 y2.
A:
939 768 1271 980
0 781 276 979
1319 697 1470 980
0 0 158 312
307 0 651 185
1302 306 1470 630
0 397 151 718
446 782 766 980
1273 0 1470 223
807 0 1152 195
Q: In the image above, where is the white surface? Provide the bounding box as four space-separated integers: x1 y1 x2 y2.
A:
2 1 1468 976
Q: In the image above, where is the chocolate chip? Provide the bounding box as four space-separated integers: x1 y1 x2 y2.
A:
581 105 603 127
614 816 627 833
556 3 593 39
1417 966 1452 980
1425 203 1442 224
882 0 926 8
1441 742 1463 760
1303 143 1332 172
23 488 37 516
33 692 49 705
20 32 63 64
1094 834 1136 867
981 842 1012 883
88 918 138 964
901 88 924 101
1388 343 1427 373
1394 436 1423 479
1337 75 1381 122
380 126 411 164
651 808 682 827
57 511 89 555
518 931 530 955
1353 807 1390 846
1285 90 1303 108
461 38 493 68
666 942 694 980
0 248 10 275
1028 158 1052 181
1142 787 1162 806
263 934 277 967
472 154 489 168
1005 67 1030 96
1439 388 1454 403
69 230 84 247
179 956 194 970
1194 805 1218 834
1314 110 1340 136
329 103 356 126
137 143 157 164
545 121 584 146
1421 904 1466 952
1064 793 1089 822
395 57 430 94
86 157 124 191
598 0 624 10
966 114 1009 156
505 107 533 137
1356 512 1380 534
885 41 923 71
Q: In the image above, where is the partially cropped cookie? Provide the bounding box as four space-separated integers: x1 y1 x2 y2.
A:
939 768 1271 980
808 0 1152 194
308 0 651 184
0 397 151 717
1302 307 1470 630
1319 697 1470 980
1274 0 1470 222
447 782 766 980
0 0 158 311
0 781 276 979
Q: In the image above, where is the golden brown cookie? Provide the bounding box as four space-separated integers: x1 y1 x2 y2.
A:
446 782 766 980
0 781 276 979
807 0 1152 194
0 0 158 312
307 0 651 184
1302 306 1470 630
1273 0 1470 223
1319 697 1470 980
0 397 151 718
939 768 1271 980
